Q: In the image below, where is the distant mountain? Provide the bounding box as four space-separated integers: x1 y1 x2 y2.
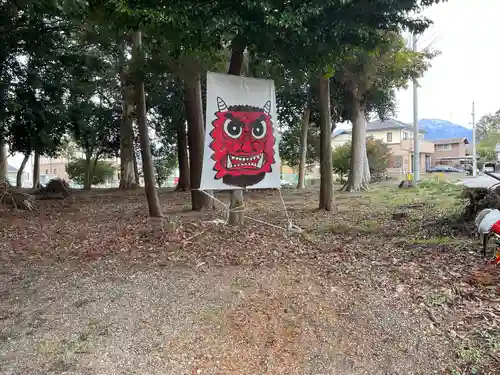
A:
419 119 473 141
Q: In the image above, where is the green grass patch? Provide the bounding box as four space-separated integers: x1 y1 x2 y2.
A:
425 289 457 307
324 224 376 236
455 342 485 366
198 306 225 326
472 328 500 354
36 335 89 358
0 327 20 343
409 237 462 245
230 277 251 292
365 178 463 212
327 221 395 236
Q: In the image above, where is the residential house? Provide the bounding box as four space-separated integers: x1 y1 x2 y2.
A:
39 155 121 187
4 164 29 186
331 119 435 174
39 156 72 181
431 138 470 167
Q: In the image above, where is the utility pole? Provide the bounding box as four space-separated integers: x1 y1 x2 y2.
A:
472 101 477 176
412 33 420 182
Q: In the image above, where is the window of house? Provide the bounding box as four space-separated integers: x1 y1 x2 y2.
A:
386 132 393 143
403 131 419 140
53 169 57 174
45 169 49 174
394 157 402 168
389 156 402 168
436 144 452 151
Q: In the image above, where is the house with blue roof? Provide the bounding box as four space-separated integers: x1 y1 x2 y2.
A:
331 119 436 174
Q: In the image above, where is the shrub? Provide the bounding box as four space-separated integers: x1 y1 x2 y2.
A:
331 138 391 181
66 159 116 186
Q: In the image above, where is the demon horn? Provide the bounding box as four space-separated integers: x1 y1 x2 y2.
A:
263 101 271 115
217 97 228 112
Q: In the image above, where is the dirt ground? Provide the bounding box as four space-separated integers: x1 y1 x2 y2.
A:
0 181 499 375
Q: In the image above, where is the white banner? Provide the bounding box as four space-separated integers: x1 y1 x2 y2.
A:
200 72 281 190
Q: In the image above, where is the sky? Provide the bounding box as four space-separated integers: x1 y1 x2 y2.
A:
395 0 500 128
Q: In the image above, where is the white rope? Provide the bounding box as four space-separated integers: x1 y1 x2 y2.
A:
199 189 232 225
277 188 302 233
197 188 302 233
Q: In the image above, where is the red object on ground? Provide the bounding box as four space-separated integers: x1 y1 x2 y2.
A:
491 220 500 235
490 253 500 266
174 177 179 185
486 220 500 265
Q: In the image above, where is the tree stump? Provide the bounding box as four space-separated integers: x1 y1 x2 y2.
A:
0 178 35 210
32 178 71 199
462 186 500 222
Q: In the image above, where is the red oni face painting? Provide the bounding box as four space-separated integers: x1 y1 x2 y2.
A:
209 97 276 188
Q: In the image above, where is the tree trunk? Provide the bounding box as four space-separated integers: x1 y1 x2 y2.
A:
118 39 138 190
344 101 369 192
83 156 92 190
176 121 190 191
318 76 334 211
133 30 162 217
119 119 136 189
297 105 311 189
184 74 210 210
228 34 246 77
0 139 7 181
16 153 29 187
32 152 40 188
227 35 246 225
92 156 100 185
133 149 140 184
362 143 371 185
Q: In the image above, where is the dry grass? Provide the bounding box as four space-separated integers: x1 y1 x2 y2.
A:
0 180 498 375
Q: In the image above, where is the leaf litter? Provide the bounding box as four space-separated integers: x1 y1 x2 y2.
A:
0 185 498 374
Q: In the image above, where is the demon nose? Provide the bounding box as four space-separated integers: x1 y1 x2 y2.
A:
240 141 254 153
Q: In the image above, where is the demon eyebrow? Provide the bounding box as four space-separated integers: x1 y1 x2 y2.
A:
249 116 266 125
250 118 264 126
224 115 245 129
